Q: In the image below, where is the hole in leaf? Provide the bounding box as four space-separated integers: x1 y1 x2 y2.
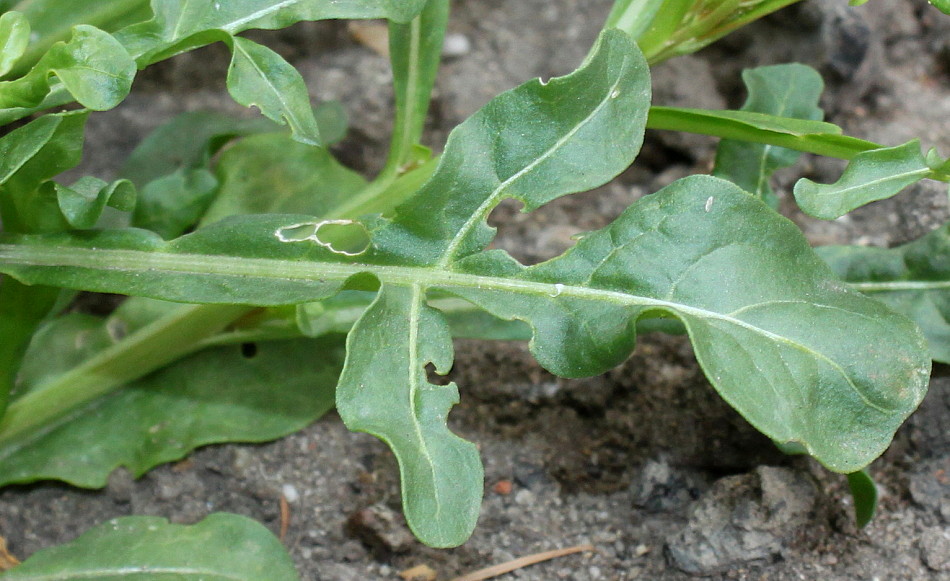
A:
275 219 370 256
240 342 258 359
425 362 452 386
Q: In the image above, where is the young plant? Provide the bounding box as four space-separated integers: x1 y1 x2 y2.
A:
0 0 947 576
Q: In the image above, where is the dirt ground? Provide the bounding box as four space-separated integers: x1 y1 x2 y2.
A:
2 0 950 579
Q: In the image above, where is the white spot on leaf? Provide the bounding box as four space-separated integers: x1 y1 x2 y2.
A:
705 196 714 212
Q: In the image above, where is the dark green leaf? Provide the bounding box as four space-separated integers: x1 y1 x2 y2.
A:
0 277 59 415
0 24 134 110
120 111 276 188
1 317 342 486
818 226 950 363
794 140 932 219
0 513 300 580
226 35 322 146
713 63 825 207
0 11 29 77
54 176 135 229
847 469 878 528
132 168 219 239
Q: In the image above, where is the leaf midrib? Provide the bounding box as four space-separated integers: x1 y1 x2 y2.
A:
0 243 892 413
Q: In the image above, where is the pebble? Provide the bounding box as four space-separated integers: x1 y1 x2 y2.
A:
442 33 471 58
666 466 819 576
281 484 300 504
920 527 950 571
346 503 415 555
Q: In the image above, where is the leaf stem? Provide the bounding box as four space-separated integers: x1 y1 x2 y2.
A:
0 303 247 448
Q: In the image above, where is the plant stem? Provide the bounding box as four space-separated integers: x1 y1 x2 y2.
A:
0 303 246 447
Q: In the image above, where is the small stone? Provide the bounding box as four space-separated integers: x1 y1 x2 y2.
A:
631 458 708 512
909 457 950 522
346 503 415 555
514 489 535 505
493 479 514 495
666 466 819 576
281 484 300 504
106 468 134 504
920 527 950 572
443 33 471 58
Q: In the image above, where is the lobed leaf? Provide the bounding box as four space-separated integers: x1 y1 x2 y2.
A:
0 513 300 580
818 225 950 363
713 63 825 207
0 24 135 111
794 140 932 219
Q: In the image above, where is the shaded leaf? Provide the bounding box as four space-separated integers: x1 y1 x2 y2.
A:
847 469 877 528
713 64 825 207
132 168 219 239
794 140 931 219
120 111 276 188
1 317 342 487
54 176 135 229
0 513 300 580
0 11 28 78
817 226 950 363
0 24 134 110
226 35 322 146
201 133 367 226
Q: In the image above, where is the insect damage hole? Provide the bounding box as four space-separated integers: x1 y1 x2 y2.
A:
275 219 371 256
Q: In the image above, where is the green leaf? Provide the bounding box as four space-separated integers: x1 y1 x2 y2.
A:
383 0 448 177
0 324 342 487
0 277 59 415
114 0 429 65
847 469 878 528
605 0 665 41
0 24 135 110
132 168 219 239
817 225 950 363
0 28 929 550
0 11 29 78
794 140 932 219
201 133 367 226
3 0 151 77
54 176 136 229
929 0 950 15
120 111 277 188
225 35 322 146
0 513 300 580
713 64 825 207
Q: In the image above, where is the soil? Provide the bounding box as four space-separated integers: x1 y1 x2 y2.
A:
2 1 950 580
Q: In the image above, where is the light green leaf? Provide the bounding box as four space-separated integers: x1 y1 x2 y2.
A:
817 225 950 363
929 0 950 15
201 133 367 226
794 140 932 219
713 63 825 207
0 11 29 78
605 0 665 41
3 0 151 77
0 513 300 580
0 24 135 110
226 35 322 146
383 0 448 177
0 321 342 487
54 176 136 229
114 0 429 65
